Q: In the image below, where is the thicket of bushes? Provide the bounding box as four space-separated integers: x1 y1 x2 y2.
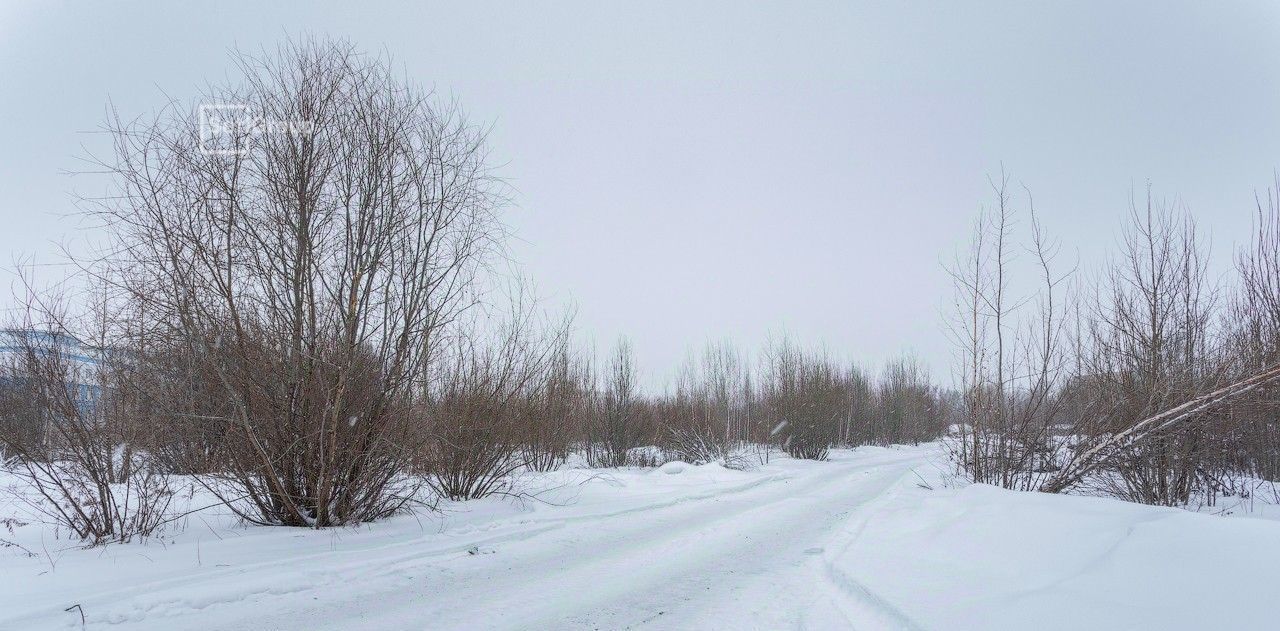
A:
0 313 948 544
947 174 1280 506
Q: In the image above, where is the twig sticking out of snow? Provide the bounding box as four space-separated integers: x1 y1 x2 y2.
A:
64 604 85 629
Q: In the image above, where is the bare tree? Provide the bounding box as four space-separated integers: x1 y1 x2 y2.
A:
82 37 503 526
1235 179 1280 367
946 173 1073 490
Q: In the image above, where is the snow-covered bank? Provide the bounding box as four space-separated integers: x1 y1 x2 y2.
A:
2 444 1279 630
830 480 1280 630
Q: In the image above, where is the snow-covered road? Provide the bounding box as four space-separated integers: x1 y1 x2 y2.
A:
0 449 927 630
231 449 925 631
5 445 1280 630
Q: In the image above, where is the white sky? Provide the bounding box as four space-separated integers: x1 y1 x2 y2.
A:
2 1 1279 389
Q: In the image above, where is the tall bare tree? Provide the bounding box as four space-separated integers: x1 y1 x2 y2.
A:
946 172 1073 490
83 37 503 526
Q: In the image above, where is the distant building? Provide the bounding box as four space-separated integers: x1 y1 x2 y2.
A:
0 329 103 416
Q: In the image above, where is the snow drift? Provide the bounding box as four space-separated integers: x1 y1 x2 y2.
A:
830 481 1280 630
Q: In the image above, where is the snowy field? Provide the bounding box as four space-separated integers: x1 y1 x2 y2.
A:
3 444 1280 630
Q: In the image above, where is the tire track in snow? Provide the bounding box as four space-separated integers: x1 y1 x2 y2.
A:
814 469 928 631
337 452 929 630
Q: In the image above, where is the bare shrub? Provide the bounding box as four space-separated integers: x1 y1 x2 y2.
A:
949 180 1280 502
1228 180 1280 480
0 309 172 545
665 426 751 469
651 340 947 465
419 303 563 500
624 444 665 468
837 365 875 446
1071 192 1226 505
518 343 592 472
873 356 946 446
1040 186 1280 500
659 341 759 468
762 340 843 460
587 339 643 467
419 344 522 501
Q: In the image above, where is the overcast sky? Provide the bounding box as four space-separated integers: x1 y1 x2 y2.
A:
2 1 1279 388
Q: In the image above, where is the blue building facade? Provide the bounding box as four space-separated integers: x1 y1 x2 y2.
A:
0 329 103 416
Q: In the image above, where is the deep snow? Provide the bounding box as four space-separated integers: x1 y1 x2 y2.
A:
1 445 1278 630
